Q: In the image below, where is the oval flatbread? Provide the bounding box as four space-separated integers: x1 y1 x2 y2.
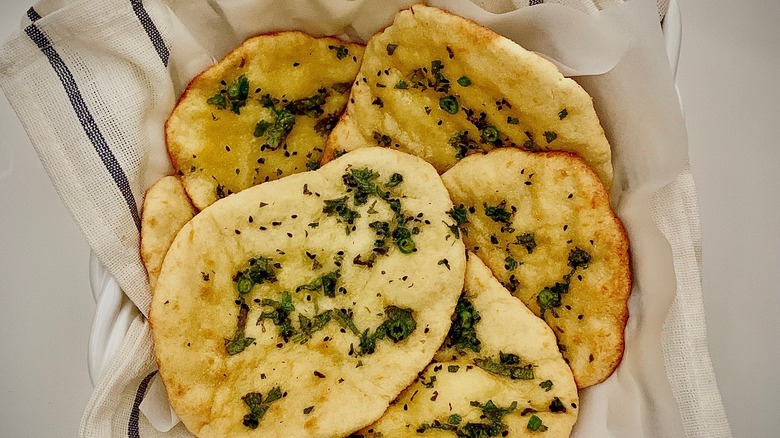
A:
323 5 612 188
167 31 365 210
140 175 197 292
150 147 466 437
441 148 630 388
358 254 579 437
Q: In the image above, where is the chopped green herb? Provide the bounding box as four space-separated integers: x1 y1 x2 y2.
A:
568 247 591 269
537 282 566 315
292 310 332 344
386 43 398 55
392 224 416 254
394 80 409 89
539 380 554 391
329 44 349 60
418 400 516 437
378 306 416 342
558 108 569 120
303 406 314 415
238 256 277 286
445 294 482 353
260 94 276 108
262 108 295 148
306 160 320 171
295 270 340 298
323 196 359 231
448 205 469 227
514 233 537 254
504 256 519 271
207 94 227 110
439 95 460 114
333 308 361 336
242 386 283 429
544 130 558 143
507 116 520 125
253 119 272 139
257 291 295 340
208 74 250 114
358 306 416 355
225 297 255 355
484 201 512 224
286 88 328 118
342 167 379 205
386 173 403 187
527 415 548 432
448 131 483 160
474 353 535 380
447 365 460 373
457 76 472 87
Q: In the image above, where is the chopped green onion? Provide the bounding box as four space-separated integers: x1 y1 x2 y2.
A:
482 125 500 143
237 276 253 294
439 95 459 114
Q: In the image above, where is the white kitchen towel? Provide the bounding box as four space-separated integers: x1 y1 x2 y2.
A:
0 0 728 437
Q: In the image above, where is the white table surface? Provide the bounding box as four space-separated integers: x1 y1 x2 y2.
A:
1 0 778 437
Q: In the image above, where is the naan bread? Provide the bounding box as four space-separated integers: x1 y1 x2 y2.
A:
150 148 466 437
358 254 578 437
140 176 197 292
323 5 612 188
167 32 365 210
441 148 630 388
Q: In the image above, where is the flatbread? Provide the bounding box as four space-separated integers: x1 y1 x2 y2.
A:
140 175 197 292
323 5 612 188
150 147 466 437
167 31 365 210
357 254 578 437
441 148 630 388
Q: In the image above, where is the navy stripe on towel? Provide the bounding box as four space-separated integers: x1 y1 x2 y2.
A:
24 20 142 230
128 371 158 438
27 7 42 22
130 0 169 66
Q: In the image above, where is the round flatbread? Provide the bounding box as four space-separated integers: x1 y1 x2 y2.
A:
167 31 365 210
140 175 197 292
358 254 579 437
150 147 466 437
441 148 630 388
323 5 612 188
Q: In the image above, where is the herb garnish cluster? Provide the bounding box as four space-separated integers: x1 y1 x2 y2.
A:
378 44 572 160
